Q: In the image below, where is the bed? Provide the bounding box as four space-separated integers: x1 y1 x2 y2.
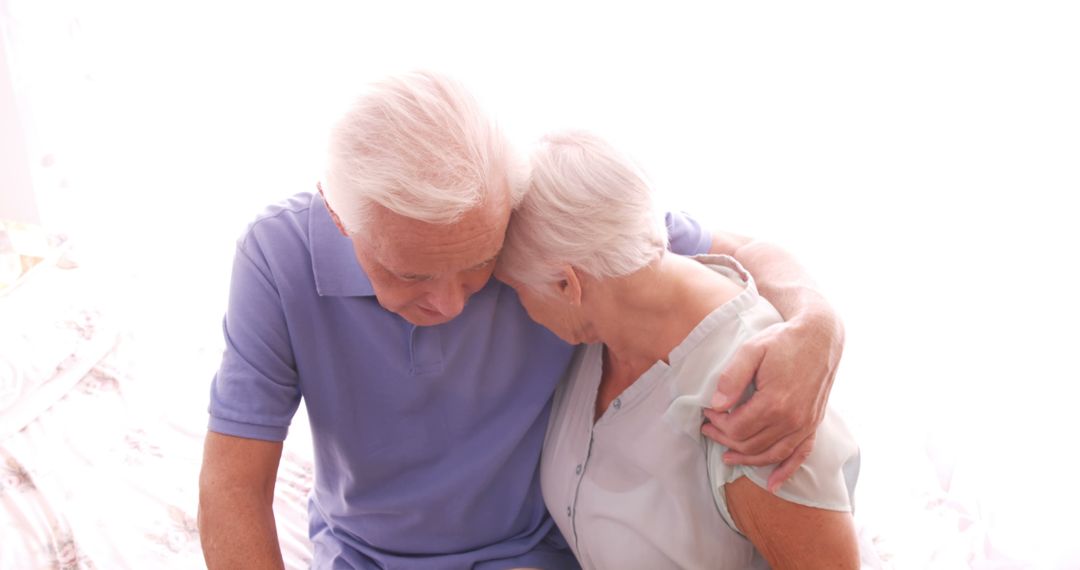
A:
0 239 314 569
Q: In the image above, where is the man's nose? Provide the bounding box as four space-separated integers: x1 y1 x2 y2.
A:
427 277 468 318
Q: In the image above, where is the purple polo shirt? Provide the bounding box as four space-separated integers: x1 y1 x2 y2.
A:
208 191 712 569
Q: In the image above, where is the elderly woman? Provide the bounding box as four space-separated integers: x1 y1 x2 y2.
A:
496 131 862 569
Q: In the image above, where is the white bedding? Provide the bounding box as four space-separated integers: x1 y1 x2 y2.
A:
0 339 315 569
0 247 118 441
0 252 313 569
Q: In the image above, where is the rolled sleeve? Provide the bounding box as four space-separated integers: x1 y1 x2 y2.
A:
707 409 860 535
665 211 713 256
207 238 301 442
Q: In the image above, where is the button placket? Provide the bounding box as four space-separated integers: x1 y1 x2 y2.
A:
569 432 595 550
407 325 444 375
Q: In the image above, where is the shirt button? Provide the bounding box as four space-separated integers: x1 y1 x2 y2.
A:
567 506 572 517
613 398 622 410
575 464 582 475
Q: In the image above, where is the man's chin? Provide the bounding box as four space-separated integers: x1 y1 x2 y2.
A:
400 308 457 327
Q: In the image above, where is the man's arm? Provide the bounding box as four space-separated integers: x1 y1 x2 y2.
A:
198 432 286 570
702 229 845 491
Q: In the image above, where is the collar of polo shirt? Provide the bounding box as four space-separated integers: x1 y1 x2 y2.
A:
309 192 377 297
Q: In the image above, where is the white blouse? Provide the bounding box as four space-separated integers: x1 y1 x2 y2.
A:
540 255 860 569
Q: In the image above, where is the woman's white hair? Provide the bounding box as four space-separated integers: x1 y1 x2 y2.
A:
322 70 520 232
500 130 669 291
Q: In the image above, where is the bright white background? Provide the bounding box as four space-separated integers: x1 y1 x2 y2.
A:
5 0 1079 566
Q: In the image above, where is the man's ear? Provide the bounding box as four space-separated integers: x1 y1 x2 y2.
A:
318 182 349 237
557 266 584 306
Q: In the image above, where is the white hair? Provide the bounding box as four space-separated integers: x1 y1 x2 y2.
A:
500 130 669 291
322 70 521 232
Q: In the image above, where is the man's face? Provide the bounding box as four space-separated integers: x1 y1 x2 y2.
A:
347 194 511 327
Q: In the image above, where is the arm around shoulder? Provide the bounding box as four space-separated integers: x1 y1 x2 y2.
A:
702 226 845 488
198 431 286 570
710 230 843 338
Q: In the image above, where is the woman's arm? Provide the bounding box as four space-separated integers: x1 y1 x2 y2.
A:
725 477 859 569
703 229 845 491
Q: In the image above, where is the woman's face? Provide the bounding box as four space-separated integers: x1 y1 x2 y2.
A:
496 270 595 345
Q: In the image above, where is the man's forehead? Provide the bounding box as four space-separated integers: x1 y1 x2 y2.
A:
377 244 500 274
366 218 504 274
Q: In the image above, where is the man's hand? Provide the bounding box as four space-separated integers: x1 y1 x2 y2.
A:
701 317 842 492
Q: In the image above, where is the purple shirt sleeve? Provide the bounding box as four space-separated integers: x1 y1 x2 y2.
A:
207 237 301 442
665 211 713 256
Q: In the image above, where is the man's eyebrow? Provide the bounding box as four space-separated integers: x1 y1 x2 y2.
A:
393 255 497 279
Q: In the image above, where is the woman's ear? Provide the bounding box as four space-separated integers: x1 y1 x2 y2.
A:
558 266 584 306
318 182 350 237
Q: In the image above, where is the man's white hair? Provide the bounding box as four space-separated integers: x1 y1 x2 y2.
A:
500 130 669 291
322 70 520 232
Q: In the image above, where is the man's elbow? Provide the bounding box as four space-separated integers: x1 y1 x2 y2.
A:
709 230 754 257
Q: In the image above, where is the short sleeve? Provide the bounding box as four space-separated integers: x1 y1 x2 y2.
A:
665 211 713 256
207 236 301 441
707 409 861 535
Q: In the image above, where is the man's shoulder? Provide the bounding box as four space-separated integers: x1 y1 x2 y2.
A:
237 192 316 252
244 192 315 237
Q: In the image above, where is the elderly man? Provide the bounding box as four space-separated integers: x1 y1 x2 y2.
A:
198 71 845 569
